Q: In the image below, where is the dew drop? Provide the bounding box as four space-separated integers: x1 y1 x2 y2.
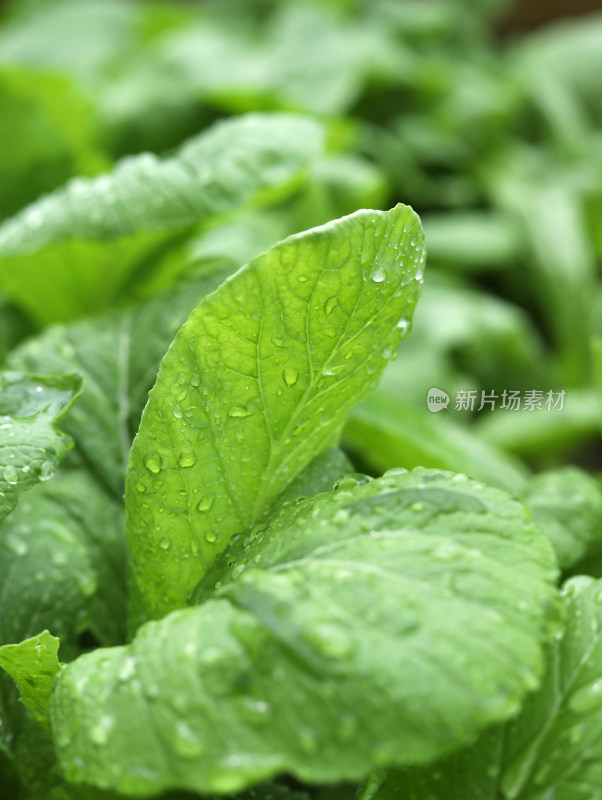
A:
324 297 338 316
322 364 344 377
370 263 386 283
297 274 308 283
179 452 196 468
118 657 136 682
39 460 55 481
305 623 355 659
145 457 161 474
158 537 171 550
205 531 218 543
197 497 213 512
230 407 253 418
283 367 298 386
172 720 206 758
3 465 18 484
333 473 372 491
90 715 114 746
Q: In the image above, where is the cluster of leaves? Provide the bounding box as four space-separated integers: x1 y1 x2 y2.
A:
0 0 601 799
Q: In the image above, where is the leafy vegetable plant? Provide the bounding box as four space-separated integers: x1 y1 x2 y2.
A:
1 2 602 799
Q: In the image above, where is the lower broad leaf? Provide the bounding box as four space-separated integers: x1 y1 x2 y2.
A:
367 575 602 800
49 469 559 797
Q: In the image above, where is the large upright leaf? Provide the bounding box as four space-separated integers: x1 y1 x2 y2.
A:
126 204 425 617
370 576 602 800
9 265 232 498
0 113 324 324
0 372 80 522
50 469 559 797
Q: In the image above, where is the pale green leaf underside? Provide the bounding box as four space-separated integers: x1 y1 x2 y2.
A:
126 204 425 618
51 469 559 797
0 372 81 523
0 113 323 324
371 576 602 800
0 631 61 726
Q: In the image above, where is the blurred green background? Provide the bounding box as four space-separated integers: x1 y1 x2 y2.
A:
0 0 601 482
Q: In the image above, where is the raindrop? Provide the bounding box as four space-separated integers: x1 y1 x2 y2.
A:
297 274 308 283
196 497 213 512
370 263 386 283
90 715 114 746
283 367 298 386
172 721 206 758
39 460 55 481
158 537 171 550
333 473 372 491
3 465 18 484
205 531 218 543
145 457 161 474
179 452 196 468
324 297 338 316
118 657 136 682
229 407 253 418
322 364 344 377
305 623 355 659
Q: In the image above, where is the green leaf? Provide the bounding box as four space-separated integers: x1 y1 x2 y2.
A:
0 67 105 220
369 576 602 800
50 469 559 796
0 471 127 657
9 266 232 498
0 113 324 324
519 467 602 570
0 671 61 800
476 388 601 464
159 3 404 116
126 204 425 618
595 337 602 430
272 448 353 508
344 392 527 494
0 372 81 523
0 631 61 726
422 211 523 270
